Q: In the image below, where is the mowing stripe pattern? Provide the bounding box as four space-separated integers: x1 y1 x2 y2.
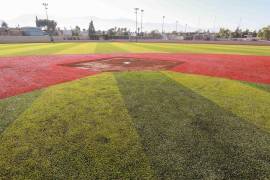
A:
0 74 154 179
164 72 270 131
1 43 270 56
114 71 270 179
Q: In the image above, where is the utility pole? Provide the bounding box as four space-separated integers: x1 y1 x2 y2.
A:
185 24 188 33
162 16 165 34
134 8 139 42
141 9 144 37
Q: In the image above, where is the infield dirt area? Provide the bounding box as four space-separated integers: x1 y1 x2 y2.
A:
66 57 183 72
1 53 270 99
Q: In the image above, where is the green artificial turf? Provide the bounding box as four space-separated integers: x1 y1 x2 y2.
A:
115 71 270 179
1 42 270 56
0 73 154 179
0 90 43 134
245 82 270 93
0 71 270 179
165 72 270 131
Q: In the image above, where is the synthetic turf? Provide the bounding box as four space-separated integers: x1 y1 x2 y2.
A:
0 74 154 179
1 43 270 56
165 72 270 131
0 89 43 134
115 71 270 179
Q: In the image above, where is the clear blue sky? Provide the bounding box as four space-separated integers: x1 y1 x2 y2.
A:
1 0 269 30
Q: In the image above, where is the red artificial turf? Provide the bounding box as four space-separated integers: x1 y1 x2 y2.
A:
0 53 270 99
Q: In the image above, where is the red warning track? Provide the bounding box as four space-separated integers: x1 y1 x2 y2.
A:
0 53 270 99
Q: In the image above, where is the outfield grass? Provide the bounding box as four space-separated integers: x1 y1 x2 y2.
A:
1 42 270 56
1 72 270 179
1 42 270 178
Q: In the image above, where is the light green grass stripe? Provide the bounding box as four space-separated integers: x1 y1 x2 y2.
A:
112 42 161 53
0 44 50 56
10 43 80 56
188 44 270 56
0 44 44 51
129 43 171 53
135 43 270 55
165 72 270 131
0 74 154 179
55 42 97 55
0 90 43 134
132 43 215 53
0 43 62 56
94 42 130 54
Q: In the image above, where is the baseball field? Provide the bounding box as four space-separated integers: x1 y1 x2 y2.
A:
1 42 270 179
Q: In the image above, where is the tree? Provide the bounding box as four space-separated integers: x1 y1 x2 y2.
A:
72 26 81 36
107 28 116 36
149 30 162 39
1 21 8 28
217 28 231 38
36 16 57 33
88 20 96 39
231 28 242 38
242 29 250 38
252 30 257 38
258 26 270 40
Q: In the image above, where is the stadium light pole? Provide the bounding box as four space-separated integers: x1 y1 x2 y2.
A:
238 17 243 38
162 16 165 34
141 9 144 37
134 8 139 42
176 20 178 33
213 16 216 33
42 2 54 42
42 3 49 20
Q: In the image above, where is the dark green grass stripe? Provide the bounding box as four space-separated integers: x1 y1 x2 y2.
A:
244 82 270 93
94 43 130 54
114 71 270 179
0 90 43 134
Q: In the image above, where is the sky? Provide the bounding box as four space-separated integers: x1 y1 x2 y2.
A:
0 0 269 32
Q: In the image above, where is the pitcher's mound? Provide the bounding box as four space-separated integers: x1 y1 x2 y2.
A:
67 57 182 72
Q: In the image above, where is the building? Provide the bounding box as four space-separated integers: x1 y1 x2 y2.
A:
0 28 23 36
21 27 47 36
